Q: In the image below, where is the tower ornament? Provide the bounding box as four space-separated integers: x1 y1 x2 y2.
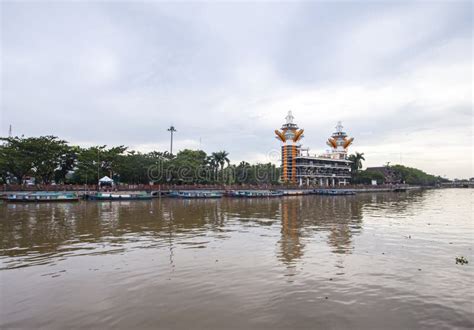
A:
285 111 294 125
326 120 354 159
275 110 304 143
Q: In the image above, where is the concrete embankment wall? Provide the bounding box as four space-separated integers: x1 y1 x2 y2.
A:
353 186 423 193
2 184 426 195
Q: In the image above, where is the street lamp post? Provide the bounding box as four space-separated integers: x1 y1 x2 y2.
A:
167 126 177 155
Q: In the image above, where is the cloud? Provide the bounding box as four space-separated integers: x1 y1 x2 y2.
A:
1 1 472 178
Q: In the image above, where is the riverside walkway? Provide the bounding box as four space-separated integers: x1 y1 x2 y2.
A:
2 183 423 194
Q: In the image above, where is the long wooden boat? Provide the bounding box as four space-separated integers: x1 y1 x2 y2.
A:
281 190 311 196
311 189 356 196
168 191 223 199
84 192 153 201
393 188 407 192
5 192 80 202
226 190 284 198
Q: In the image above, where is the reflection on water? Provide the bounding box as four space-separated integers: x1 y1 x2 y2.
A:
0 195 368 267
278 196 363 266
0 190 473 329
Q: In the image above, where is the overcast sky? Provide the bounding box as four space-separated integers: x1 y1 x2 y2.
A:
1 1 472 178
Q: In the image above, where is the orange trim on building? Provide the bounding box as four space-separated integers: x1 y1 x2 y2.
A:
292 146 297 183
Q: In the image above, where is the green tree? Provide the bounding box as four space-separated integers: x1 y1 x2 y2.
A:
0 149 8 183
73 146 104 184
389 165 440 186
0 137 34 183
54 145 80 183
233 162 280 185
72 145 127 184
235 161 251 184
210 151 230 183
30 136 72 184
166 149 210 184
206 155 218 182
0 136 72 184
101 146 127 180
0 135 285 187
115 151 163 184
353 170 385 185
348 152 365 174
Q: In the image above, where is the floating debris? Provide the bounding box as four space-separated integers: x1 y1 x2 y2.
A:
455 256 468 265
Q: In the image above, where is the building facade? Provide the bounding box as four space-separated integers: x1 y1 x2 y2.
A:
296 156 352 186
275 111 304 183
275 113 354 186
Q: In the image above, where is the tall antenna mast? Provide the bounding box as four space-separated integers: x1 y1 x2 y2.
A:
8 124 12 138
167 125 177 155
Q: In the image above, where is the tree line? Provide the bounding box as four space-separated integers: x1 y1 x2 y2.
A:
0 135 444 186
347 152 445 186
0 136 280 185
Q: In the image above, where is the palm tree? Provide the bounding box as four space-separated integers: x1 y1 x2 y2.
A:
206 155 218 182
348 152 365 174
211 151 230 183
218 151 230 171
235 161 250 184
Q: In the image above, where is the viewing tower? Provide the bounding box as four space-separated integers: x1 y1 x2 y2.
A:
275 111 304 183
326 121 354 160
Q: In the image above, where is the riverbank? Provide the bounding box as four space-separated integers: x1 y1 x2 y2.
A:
1 185 429 202
2 183 428 194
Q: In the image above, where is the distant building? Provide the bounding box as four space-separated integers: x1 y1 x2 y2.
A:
275 112 353 186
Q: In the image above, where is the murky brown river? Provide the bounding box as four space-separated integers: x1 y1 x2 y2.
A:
0 189 472 329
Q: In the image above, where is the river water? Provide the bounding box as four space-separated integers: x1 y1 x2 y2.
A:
0 189 472 329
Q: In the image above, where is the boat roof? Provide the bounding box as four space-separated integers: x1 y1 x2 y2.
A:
9 192 72 196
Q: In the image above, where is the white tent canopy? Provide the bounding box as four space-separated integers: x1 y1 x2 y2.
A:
99 176 114 183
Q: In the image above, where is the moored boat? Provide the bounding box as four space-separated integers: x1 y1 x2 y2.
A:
84 192 152 201
5 192 80 202
168 191 223 199
280 190 311 196
311 189 356 196
226 190 284 198
393 188 407 192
